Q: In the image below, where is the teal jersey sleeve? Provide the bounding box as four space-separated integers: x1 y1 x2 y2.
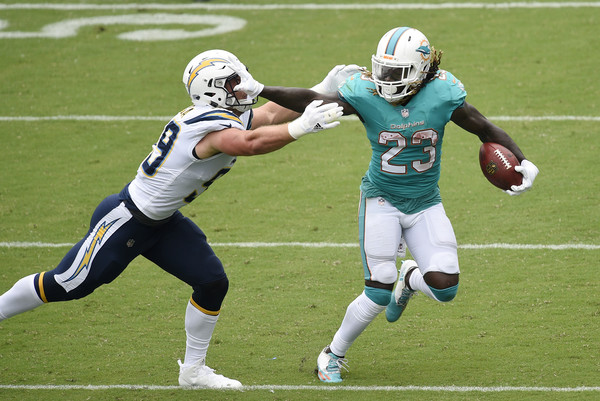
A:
340 70 466 201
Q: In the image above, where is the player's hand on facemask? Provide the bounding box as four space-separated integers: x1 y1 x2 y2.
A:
288 100 343 139
311 64 365 95
232 62 264 98
504 160 539 196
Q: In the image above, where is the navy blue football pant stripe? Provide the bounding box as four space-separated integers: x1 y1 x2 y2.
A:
40 194 227 310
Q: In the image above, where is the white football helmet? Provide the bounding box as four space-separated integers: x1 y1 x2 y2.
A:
371 27 432 102
182 49 257 112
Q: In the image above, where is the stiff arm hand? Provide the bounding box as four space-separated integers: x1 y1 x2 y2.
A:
232 61 264 98
311 64 365 95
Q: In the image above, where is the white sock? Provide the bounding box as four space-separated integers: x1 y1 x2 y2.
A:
182 300 219 367
329 292 385 357
0 274 44 321
407 269 437 300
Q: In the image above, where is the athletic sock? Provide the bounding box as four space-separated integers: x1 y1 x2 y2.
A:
182 300 219 367
330 291 385 357
0 274 44 321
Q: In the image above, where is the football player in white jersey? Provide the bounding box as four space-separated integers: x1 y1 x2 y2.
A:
233 28 539 383
0 50 343 389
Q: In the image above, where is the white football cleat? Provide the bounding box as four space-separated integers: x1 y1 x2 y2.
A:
316 346 348 383
178 359 242 389
385 259 418 322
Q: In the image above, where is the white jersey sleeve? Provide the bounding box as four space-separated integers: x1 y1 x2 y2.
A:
128 104 252 220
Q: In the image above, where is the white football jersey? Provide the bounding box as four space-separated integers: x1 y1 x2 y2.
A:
128 104 252 220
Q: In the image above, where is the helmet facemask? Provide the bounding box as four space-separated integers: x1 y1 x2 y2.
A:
215 72 256 113
371 58 425 102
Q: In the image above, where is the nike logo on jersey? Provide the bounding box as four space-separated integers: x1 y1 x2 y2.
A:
220 123 232 129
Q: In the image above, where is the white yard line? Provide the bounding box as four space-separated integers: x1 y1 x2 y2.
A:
1 2 600 11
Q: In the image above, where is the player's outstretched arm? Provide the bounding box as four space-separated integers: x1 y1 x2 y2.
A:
233 62 355 115
194 100 343 158
253 64 362 128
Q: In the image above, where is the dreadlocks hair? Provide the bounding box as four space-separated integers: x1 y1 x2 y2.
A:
422 46 443 85
362 70 379 97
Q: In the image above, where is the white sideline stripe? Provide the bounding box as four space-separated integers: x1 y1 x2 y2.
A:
1 115 599 122
0 242 598 250
1 2 600 10
0 384 598 392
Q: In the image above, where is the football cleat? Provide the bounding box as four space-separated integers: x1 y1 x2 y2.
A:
385 259 418 322
316 346 349 383
178 359 242 389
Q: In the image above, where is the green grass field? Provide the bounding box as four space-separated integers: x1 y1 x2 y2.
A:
0 1 598 400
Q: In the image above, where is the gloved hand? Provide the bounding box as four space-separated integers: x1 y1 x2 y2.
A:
288 100 343 139
232 61 264 98
311 64 364 95
504 159 539 196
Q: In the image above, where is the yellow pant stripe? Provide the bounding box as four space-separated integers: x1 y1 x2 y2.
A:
38 271 48 303
189 297 219 316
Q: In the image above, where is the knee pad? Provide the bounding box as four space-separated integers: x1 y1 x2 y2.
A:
191 277 229 312
364 286 392 306
364 259 398 285
428 284 459 302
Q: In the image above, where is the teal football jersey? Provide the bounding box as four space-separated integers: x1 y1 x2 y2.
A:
339 70 466 212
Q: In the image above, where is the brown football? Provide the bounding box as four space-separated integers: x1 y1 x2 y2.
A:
479 142 522 190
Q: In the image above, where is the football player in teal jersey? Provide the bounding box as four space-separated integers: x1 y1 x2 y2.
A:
233 27 539 382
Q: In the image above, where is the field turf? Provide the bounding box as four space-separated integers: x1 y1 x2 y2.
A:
0 1 598 400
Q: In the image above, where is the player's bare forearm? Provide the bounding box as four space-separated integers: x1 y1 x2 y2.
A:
478 125 526 162
452 101 526 162
260 87 336 113
253 101 301 128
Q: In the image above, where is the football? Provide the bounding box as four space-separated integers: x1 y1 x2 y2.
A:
479 142 522 190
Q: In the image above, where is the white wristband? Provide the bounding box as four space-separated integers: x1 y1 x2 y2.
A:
288 120 307 140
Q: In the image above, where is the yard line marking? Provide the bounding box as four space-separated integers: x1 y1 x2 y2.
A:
0 14 246 40
1 2 600 11
0 384 598 392
1 115 599 122
0 115 171 121
1 242 598 250
459 243 600 250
